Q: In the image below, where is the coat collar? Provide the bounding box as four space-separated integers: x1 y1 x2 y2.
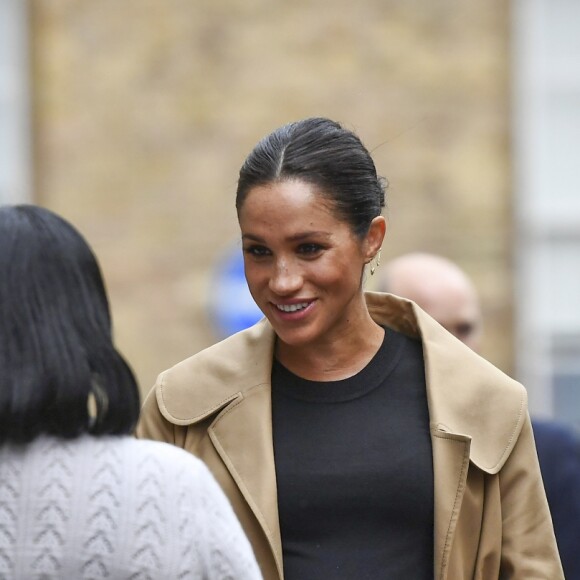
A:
366 292 527 474
156 292 526 474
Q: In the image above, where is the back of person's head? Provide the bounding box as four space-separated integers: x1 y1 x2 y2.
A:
236 117 386 239
381 252 483 352
0 204 140 444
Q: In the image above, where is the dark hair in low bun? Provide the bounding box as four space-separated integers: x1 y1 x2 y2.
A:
236 117 386 238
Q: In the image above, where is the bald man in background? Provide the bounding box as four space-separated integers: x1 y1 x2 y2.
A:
379 251 580 580
381 253 483 352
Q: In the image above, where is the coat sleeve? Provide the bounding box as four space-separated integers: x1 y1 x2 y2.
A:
498 413 564 579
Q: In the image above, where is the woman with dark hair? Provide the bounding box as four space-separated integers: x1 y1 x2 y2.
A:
138 118 563 579
0 205 262 579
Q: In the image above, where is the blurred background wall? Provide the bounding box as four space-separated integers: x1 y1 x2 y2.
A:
1 0 578 427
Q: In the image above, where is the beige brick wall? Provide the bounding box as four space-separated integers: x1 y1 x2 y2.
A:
31 0 513 394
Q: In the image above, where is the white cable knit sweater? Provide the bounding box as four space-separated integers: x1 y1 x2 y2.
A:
0 435 262 579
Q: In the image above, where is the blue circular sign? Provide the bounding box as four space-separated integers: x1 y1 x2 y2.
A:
210 243 264 338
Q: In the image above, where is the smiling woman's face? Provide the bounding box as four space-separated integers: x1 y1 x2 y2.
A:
238 179 378 351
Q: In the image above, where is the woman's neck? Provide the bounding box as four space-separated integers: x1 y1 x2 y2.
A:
275 315 385 382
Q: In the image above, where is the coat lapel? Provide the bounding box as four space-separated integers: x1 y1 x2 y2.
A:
366 292 527 474
155 319 284 577
367 292 527 577
431 429 471 580
209 383 283 578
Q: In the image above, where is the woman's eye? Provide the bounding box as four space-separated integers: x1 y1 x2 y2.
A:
244 245 271 257
298 243 323 255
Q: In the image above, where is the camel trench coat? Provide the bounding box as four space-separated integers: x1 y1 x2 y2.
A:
136 293 563 580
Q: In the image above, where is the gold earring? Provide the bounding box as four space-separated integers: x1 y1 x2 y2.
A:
370 249 381 276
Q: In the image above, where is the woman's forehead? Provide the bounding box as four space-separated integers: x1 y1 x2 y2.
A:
240 180 336 216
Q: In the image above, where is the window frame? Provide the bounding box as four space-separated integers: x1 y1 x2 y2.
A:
512 0 580 426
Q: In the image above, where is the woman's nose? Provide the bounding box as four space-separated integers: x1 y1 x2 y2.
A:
269 259 302 295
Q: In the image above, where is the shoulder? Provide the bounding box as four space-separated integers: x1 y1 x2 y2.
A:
153 319 276 424
107 436 210 475
0 436 215 506
161 318 273 383
423 318 527 472
366 292 527 472
367 291 525 407
37 435 213 490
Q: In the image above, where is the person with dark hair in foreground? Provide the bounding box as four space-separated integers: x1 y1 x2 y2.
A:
0 205 262 580
137 118 563 579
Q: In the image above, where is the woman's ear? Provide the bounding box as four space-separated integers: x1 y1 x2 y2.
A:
364 216 387 261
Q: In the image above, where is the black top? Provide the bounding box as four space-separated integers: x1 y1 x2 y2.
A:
271 328 434 580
